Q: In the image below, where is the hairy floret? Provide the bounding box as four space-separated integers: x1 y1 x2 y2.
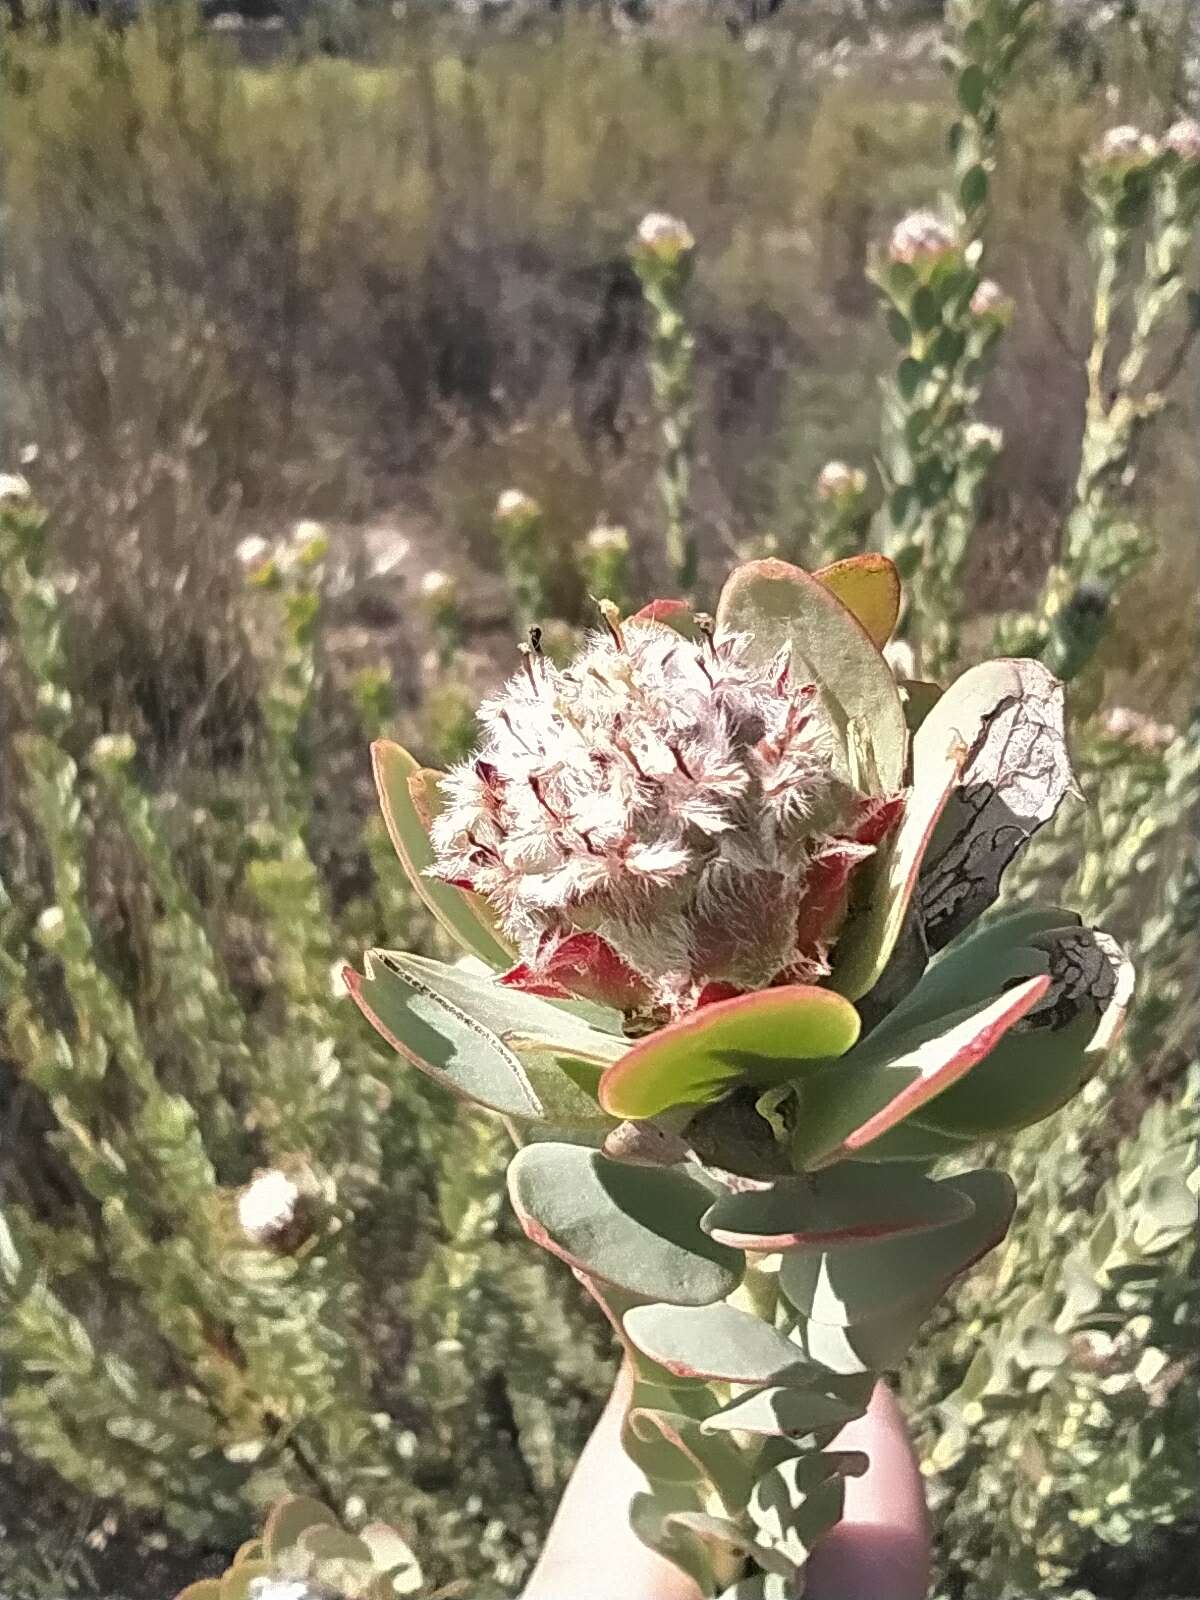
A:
430 615 895 1015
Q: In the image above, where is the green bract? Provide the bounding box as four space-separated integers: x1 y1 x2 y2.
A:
348 555 1131 1597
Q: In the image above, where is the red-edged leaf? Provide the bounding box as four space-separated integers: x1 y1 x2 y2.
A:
501 931 652 1011
715 558 908 792
700 1164 973 1252
632 598 693 627
598 985 861 1120
788 974 1051 1168
507 1143 742 1306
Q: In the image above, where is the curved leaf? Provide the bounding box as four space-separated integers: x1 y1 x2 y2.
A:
598 986 861 1120
507 1143 742 1305
779 1169 1016 1327
813 554 902 648
913 927 1133 1136
623 1302 813 1385
748 1452 864 1566
913 660 1073 951
662 1512 801 1583
715 559 908 792
372 740 512 968
700 1163 973 1252
344 952 544 1119
700 1386 864 1440
788 975 1050 1168
262 1496 339 1560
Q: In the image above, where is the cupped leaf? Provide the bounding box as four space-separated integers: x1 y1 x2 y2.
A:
748 1452 865 1568
848 1117 974 1164
219 1565 273 1600
624 1301 814 1385
788 1292 940 1375
629 1487 728 1597
813 554 902 649
700 1163 973 1252
913 927 1133 1136
345 952 544 1118
715 558 908 791
372 740 513 968
262 1496 339 1560
701 1386 864 1440
628 1410 753 1507
507 1144 742 1305
913 660 1073 951
830 720 963 1002
788 975 1050 1168
779 1169 1016 1327
662 1512 801 1583
598 986 861 1121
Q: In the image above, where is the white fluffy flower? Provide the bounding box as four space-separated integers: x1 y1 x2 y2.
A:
634 211 696 259
238 1170 305 1250
1094 125 1158 166
430 613 899 1016
1164 118 1200 163
888 210 957 266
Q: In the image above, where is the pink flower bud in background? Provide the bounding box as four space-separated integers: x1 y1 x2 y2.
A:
1163 118 1200 163
888 209 957 266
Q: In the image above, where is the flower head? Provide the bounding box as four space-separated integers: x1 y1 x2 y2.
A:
815 460 866 502
238 1169 308 1251
1093 125 1158 169
633 211 696 263
429 610 899 1017
969 279 1013 319
888 210 957 267
1164 118 1200 163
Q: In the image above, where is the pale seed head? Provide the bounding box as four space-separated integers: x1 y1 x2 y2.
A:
634 211 696 261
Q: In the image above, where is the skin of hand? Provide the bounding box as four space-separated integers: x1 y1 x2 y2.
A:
522 1364 930 1600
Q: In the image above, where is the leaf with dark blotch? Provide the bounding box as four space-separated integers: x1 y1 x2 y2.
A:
912 927 1133 1137
700 1163 973 1253
787 976 1049 1168
623 1302 814 1385
779 1170 1016 1327
507 1144 743 1306
914 660 1073 951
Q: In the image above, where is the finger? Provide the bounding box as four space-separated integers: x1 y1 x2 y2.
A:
805 1381 931 1600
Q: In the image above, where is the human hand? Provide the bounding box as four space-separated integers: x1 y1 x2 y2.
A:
522 1364 929 1600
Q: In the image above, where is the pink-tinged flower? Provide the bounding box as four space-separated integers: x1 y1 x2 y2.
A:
1164 118 1200 163
969 279 1012 319
428 610 900 1017
1093 125 1158 168
888 210 957 266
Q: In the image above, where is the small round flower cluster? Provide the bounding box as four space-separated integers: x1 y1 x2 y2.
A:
430 611 899 1017
969 279 1013 319
1164 118 1200 164
633 211 696 263
1093 125 1158 169
815 460 866 502
888 210 958 267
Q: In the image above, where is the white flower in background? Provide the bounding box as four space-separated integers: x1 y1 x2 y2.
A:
969 279 1013 318
495 488 539 522
1094 125 1158 167
0 473 32 503
238 1169 306 1250
888 209 957 266
1164 118 1200 162
634 211 696 260
815 460 866 501
236 535 272 568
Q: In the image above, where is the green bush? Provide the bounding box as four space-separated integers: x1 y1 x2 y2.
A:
1 3 1197 1596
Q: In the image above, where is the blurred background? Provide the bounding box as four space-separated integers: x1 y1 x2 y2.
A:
0 1 1197 1597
